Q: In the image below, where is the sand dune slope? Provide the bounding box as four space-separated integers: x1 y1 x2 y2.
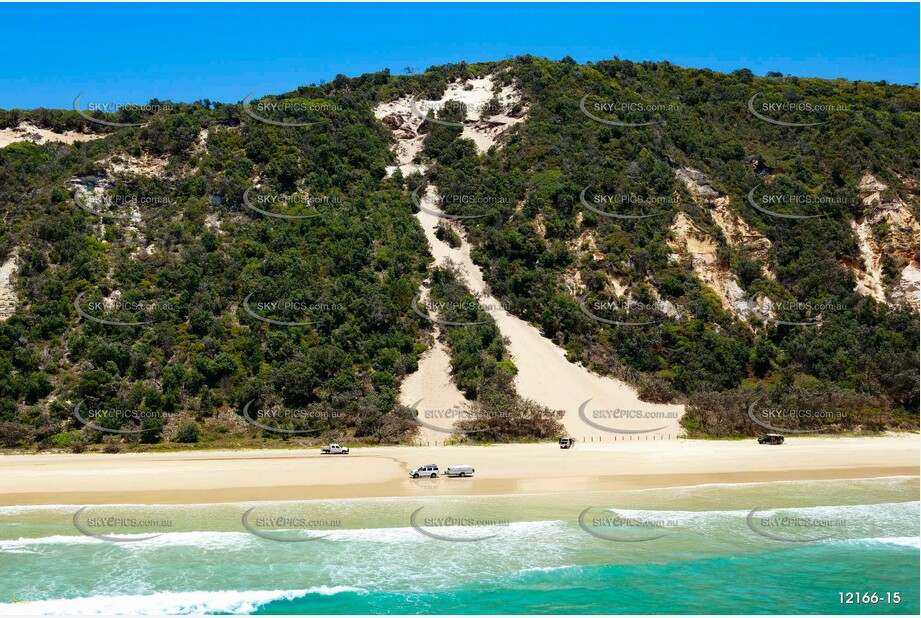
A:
377 80 684 440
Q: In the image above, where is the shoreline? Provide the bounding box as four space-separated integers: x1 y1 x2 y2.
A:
1 436 917 506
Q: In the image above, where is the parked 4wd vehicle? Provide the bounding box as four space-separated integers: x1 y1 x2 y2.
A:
410 464 439 478
559 438 575 449
321 443 350 454
757 434 784 445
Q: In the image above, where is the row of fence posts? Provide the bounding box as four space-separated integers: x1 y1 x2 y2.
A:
411 434 683 446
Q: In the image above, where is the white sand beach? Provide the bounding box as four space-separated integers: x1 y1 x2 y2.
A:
0 435 916 506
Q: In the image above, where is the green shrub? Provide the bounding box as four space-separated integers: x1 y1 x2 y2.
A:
175 421 202 444
434 222 462 248
51 430 83 449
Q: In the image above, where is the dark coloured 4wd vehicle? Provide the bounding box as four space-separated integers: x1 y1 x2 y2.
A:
559 438 575 449
757 434 785 445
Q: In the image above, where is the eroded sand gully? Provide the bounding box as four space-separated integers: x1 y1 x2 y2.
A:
851 173 920 308
377 77 684 439
0 251 19 321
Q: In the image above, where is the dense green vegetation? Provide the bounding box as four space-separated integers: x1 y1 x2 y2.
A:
407 56 918 434
0 89 429 450
684 377 917 438
0 55 917 449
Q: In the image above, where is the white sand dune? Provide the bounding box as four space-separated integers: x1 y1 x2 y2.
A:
0 122 101 148
376 78 684 440
377 77 528 440
398 331 468 446
398 280 468 445
373 74 527 178
372 96 428 178
415 189 684 439
435 76 527 153
0 251 18 321
376 96 469 439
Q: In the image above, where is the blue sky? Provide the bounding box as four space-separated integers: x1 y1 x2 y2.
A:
1 2 918 109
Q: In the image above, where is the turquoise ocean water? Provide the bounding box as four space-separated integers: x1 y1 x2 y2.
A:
0 477 918 615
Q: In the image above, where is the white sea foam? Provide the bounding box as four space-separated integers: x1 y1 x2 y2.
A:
0 505 80 516
0 534 100 549
588 502 921 542
5 503 915 551
517 564 579 574
873 536 921 548
0 530 254 552
319 518 565 544
602 501 919 522
0 587 365 616
838 536 921 548
0 520 570 554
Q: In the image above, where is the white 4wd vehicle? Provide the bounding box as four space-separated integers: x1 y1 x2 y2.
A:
410 464 439 478
321 443 350 454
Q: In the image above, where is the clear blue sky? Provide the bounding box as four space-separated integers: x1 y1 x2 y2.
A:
1 2 918 110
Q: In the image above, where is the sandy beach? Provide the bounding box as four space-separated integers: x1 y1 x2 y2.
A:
0 436 916 506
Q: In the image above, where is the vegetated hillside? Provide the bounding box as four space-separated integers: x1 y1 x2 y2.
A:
0 89 430 450
414 56 919 436
0 55 918 450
